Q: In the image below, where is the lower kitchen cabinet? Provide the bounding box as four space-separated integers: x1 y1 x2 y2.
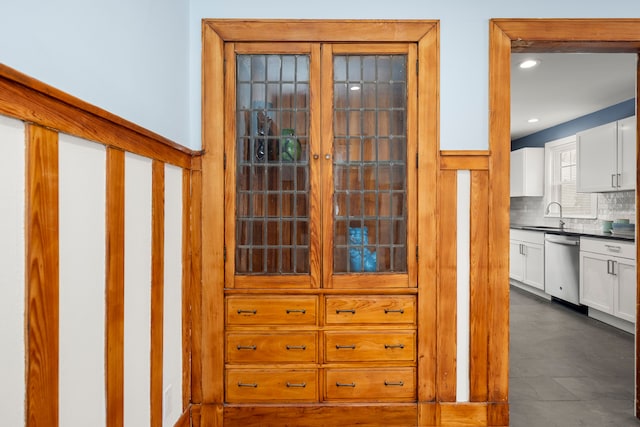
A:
579 237 636 324
510 229 545 291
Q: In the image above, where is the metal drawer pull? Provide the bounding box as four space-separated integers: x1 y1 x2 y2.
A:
236 345 257 350
336 382 356 387
237 309 257 315
286 345 307 350
286 382 307 388
605 245 622 253
237 382 258 388
384 380 405 387
384 344 405 349
335 344 356 350
384 308 405 314
336 309 356 314
286 309 306 314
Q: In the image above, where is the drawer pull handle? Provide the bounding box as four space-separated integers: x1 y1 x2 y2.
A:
605 245 622 253
237 382 258 388
286 382 307 388
237 309 257 315
286 309 306 314
384 344 405 349
336 344 356 350
286 344 307 350
336 309 356 314
384 308 405 314
336 382 356 387
236 345 257 350
384 380 405 387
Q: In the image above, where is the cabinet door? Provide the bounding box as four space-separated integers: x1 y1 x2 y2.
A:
323 46 416 288
617 116 636 191
510 149 525 197
522 242 544 290
577 121 617 192
509 240 524 282
614 259 636 322
579 251 613 313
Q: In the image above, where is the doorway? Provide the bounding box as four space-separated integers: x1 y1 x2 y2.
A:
490 18 640 419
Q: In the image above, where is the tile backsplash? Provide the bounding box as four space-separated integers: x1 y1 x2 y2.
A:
510 190 636 232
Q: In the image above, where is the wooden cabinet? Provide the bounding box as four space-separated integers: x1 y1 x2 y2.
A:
580 237 636 324
220 37 421 417
510 147 544 197
509 229 545 291
576 116 636 192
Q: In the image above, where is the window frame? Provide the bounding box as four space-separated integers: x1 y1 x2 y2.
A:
544 135 597 220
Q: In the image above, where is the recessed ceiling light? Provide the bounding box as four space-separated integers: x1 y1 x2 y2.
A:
528 118 539 123
350 85 361 91
519 59 539 69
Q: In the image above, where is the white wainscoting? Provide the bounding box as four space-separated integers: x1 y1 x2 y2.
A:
59 134 107 426
163 164 183 426
456 170 471 402
0 115 26 427
124 153 153 426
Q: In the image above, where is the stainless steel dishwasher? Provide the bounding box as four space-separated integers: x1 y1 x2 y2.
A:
544 233 581 305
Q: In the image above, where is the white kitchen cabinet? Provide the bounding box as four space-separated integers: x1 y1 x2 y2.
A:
510 147 544 197
576 116 636 192
579 237 636 323
510 229 545 291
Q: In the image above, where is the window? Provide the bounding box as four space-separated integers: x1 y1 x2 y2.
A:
545 136 597 219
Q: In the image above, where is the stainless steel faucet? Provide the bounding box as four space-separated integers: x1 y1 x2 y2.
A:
545 201 565 230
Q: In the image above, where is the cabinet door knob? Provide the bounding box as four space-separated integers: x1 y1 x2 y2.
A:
237 382 258 388
384 343 405 349
313 154 320 160
286 344 307 350
336 382 356 387
236 345 257 350
286 382 307 388
335 344 356 350
325 153 331 160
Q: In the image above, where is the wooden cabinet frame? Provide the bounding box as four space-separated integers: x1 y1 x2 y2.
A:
201 19 440 426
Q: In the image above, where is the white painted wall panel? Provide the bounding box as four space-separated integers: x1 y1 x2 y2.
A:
163 164 183 426
124 153 153 427
58 134 106 426
456 170 470 402
0 115 26 427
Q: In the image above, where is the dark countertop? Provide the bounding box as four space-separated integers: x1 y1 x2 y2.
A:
510 224 635 242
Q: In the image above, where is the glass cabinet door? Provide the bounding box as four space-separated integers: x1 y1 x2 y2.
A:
323 45 416 289
229 46 320 289
332 54 408 274
227 43 415 289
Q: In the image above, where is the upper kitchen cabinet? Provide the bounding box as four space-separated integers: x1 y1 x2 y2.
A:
510 147 544 197
576 116 636 192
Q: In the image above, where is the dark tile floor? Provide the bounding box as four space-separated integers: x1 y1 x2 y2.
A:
510 286 639 426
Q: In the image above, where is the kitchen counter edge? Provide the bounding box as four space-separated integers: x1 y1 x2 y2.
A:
510 224 635 242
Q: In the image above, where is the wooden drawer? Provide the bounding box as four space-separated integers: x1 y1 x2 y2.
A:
325 295 416 325
226 296 318 325
226 332 317 363
324 331 416 362
325 368 416 401
226 369 318 403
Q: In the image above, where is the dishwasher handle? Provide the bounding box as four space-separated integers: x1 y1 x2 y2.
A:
544 235 580 246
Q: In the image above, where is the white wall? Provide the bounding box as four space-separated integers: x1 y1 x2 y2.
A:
188 0 640 152
2 1 640 151
0 115 25 427
59 134 107 426
0 0 189 145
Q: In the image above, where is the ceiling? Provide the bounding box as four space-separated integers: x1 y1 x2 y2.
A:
511 52 637 140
